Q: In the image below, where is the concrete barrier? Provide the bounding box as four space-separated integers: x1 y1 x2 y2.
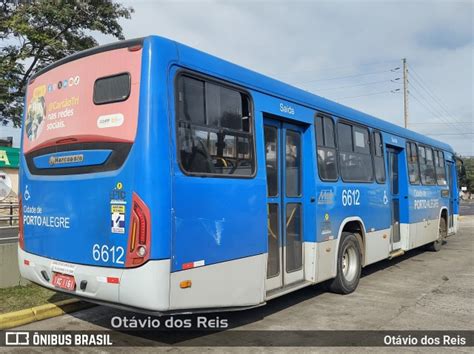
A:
0 242 28 288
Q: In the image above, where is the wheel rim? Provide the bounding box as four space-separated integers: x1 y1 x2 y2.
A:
342 246 358 282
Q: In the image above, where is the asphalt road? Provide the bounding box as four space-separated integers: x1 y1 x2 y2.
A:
8 216 473 351
0 227 18 244
460 200 474 216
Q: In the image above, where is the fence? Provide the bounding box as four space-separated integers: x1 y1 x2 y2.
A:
0 200 19 228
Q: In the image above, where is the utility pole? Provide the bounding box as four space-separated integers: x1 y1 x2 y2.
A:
402 58 409 128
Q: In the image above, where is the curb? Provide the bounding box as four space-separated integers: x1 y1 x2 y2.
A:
0 299 95 330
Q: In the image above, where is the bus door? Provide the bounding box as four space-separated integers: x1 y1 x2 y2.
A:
387 147 402 251
264 118 305 292
446 160 455 233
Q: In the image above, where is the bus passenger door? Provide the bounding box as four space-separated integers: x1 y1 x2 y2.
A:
264 118 305 292
387 147 402 251
446 160 455 233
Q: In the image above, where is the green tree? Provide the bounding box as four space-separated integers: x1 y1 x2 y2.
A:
0 0 133 127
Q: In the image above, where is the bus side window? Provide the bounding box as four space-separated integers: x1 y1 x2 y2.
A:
406 142 420 184
435 150 447 186
176 75 255 176
419 145 436 185
337 122 373 182
315 114 338 181
373 131 386 183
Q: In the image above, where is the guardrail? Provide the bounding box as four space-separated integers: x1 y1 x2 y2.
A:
0 201 19 228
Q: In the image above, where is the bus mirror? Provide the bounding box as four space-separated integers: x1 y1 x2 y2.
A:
455 157 465 177
455 156 466 190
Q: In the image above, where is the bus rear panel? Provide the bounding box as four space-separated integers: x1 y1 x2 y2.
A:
19 38 175 311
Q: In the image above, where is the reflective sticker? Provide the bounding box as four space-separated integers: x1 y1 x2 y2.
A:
111 206 125 234
194 260 205 267
110 182 126 234
111 205 125 214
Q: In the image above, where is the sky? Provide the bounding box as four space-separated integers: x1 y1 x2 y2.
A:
102 0 472 156
4 0 472 155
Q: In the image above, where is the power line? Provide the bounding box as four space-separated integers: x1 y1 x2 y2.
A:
406 72 466 134
409 84 449 120
409 92 469 136
409 92 459 130
271 59 400 79
408 64 464 125
312 79 399 92
408 76 451 120
409 121 472 125
297 68 399 85
426 133 473 136
333 90 396 100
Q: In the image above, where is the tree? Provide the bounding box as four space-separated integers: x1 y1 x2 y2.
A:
0 0 133 127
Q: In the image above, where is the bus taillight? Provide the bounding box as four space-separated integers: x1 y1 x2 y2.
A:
125 193 151 267
18 196 24 250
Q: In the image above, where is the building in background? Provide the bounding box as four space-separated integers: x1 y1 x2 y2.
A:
0 141 19 199
1 118 21 148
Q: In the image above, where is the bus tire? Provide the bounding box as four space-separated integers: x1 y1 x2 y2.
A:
330 232 362 294
427 217 446 252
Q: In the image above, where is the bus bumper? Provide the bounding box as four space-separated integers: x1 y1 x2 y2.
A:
18 247 170 312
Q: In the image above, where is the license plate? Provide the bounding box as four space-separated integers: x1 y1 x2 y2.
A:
52 272 76 291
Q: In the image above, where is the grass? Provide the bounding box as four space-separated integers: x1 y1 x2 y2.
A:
0 283 72 314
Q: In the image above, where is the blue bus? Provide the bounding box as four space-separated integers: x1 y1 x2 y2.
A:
18 36 459 313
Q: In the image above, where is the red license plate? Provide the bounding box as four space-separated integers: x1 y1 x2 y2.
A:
52 272 76 291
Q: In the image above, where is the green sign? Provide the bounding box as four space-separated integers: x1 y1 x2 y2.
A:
0 146 19 169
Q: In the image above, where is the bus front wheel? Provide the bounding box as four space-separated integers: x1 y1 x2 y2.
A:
330 232 362 294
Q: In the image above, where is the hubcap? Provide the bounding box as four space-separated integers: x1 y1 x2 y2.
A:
342 246 358 282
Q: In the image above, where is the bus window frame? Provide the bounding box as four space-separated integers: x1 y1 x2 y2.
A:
336 118 375 184
371 129 386 184
174 69 257 179
314 112 339 182
406 141 421 185
435 149 447 186
418 144 437 186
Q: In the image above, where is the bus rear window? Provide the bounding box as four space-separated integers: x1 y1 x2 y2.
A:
93 73 131 104
23 46 142 155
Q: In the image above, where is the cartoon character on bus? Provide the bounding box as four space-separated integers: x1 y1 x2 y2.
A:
25 94 46 141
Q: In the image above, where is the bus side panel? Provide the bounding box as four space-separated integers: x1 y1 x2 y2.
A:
168 61 267 308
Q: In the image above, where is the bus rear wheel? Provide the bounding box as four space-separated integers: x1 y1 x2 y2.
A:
330 232 362 294
427 217 446 252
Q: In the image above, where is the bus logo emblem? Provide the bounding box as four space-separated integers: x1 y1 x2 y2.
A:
49 154 84 166
318 189 335 205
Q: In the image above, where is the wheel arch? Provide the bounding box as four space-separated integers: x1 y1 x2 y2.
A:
438 206 448 223
438 206 448 236
334 217 367 268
